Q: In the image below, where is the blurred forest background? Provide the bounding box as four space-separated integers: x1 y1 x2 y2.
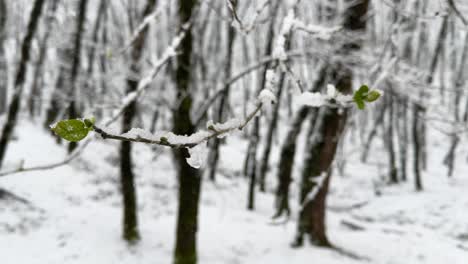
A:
1 0 468 263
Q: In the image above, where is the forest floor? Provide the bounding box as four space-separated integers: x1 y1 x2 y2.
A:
0 120 467 264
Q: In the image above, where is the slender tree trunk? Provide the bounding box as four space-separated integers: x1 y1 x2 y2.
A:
0 0 46 169
243 0 281 192
98 6 108 117
397 97 408 181
207 2 236 182
273 107 309 217
28 0 59 117
67 0 89 153
258 28 294 192
83 0 106 114
412 104 423 191
0 0 7 114
360 104 386 162
385 85 398 184
273 65 327 218
443 29 468 177
173 1 200 264
247 118 259 210
119 0 157 243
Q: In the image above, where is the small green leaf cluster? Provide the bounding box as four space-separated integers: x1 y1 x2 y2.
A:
51 117 95 142
353 85 382 110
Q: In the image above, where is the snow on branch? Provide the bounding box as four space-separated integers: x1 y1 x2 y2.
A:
103 26 188 126
273 9 341 61
0 27 189 178
93 100 263 148
119 8 162 54
229 0 269 34
92 100 264 168
296 84 354 108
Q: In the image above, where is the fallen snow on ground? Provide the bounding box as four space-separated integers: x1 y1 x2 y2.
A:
0 121 467 263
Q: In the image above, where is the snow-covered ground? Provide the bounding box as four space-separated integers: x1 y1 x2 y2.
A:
1 121 467 263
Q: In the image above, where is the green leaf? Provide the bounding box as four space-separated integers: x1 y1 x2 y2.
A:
354 97 366 110
84 117 95 128
356 85 369 97
51 119 93 142
364 90 381 102
353 85 369 110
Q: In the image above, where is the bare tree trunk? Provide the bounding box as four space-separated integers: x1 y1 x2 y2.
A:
385 84 398 184
247 118 259 210
83 0 106 115
0 0 7 114
207 2 236 182
273 65 327 218
28 0 59 117
360 102 386 162
67 0 89 153
293 0 369 247
397 97 408 181
0 0 46 168
243 0 282 194
119 0 157 244
443 29 468 177
173 1 201 264
412 104 423 191
273 107 309 217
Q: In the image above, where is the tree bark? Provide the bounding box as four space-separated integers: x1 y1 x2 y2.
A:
0 0 7 114
273 65 327 218
385 85 398 184
207 2 236 182
67 0 89 153
293 0 369 247
28 0 59 117
0 0 46 169
173 1 200 264
243 0 282 193
119 0 157 243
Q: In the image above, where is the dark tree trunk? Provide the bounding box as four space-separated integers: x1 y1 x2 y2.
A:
273 107 309 217
293 0 369 247
412 105 423 191
120 0 157 243
98 5 108 115
83 0 106 115
0 0 46 169
397 97 408 181
385 85 398 184
360 104 386 162
207 2 236 182
243 0 281 191
67 0 89 153
273 65 327 218
443 31 468 177
258 27 295 192
173 1 201 264
0 0 7 114
247 118 259 211
28 0 59 117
